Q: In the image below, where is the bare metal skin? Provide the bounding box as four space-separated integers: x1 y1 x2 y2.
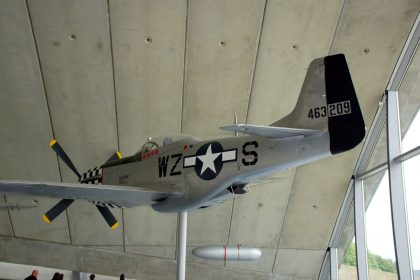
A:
0 54 365 228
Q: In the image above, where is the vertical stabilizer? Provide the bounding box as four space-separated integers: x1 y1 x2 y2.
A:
272 54 365 154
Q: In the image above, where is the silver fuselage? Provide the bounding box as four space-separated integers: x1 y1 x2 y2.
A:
102 132 330 212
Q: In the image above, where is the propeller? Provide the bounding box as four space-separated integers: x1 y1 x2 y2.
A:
42 199 74 223
44 140 80 225
44 139 120 229
50 139 81 179
96 205 119 230
105 151 122 163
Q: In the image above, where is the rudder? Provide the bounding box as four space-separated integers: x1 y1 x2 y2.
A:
272 54 365 154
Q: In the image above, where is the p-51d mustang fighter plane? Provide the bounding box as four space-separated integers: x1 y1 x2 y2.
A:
0 54 365 229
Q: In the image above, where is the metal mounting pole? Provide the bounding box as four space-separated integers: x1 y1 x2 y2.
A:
354 179 369 280
386 90 414 280
330 248 339 280
177 211 188 280
72 271 82 280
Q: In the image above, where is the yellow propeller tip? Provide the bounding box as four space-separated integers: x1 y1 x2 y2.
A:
49 139 57 147
111 222 119 230
42 214 51 224
116 151 122 159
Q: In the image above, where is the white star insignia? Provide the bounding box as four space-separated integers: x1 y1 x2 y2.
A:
197 144 221 175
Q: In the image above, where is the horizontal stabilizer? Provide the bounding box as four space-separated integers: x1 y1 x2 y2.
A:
220 124 321 139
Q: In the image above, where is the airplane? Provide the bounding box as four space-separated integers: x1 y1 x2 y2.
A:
0 54 365 230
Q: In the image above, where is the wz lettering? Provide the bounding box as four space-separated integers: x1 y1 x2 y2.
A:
159 154 183 177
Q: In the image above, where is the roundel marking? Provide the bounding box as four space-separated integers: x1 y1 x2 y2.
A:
183 142 237 180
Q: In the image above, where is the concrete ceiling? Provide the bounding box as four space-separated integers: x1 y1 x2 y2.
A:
0 0 419 279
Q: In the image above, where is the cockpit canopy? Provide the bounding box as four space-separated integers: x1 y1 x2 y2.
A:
138 134 195 153
102 134 197 168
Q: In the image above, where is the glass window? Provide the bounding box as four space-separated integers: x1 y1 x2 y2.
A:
336 22 420 280
403 156 420 275
399 46 420 154
366 123 387 172
364 171 398 278
401 107 420 153
402 115 420 274
338 202 358 280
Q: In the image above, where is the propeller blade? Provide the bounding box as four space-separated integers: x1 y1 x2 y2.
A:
50 139 81 179
105 151 122 164
42 199 74 223
96 205 119 230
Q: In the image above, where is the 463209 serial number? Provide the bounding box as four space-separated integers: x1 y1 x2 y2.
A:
308 100 351 119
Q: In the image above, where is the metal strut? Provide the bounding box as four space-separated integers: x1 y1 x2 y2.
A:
177 211 188 280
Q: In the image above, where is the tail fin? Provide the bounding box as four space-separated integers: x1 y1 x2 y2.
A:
272 54 365 154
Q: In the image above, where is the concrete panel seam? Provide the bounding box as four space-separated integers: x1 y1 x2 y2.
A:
4 195 16 237
224 197 236 267
23 1 72 244
65 209 73 245
271 168 297 273
275 247 325 251
122 208 126 253
180 0 190 134
5 235 72 246
106 0 124 252
106 0 121 152
327 0 348 55
245 0 268 124
23 0 60 176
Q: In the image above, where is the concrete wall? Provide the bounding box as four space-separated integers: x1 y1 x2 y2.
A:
0 262 131 280
0 236 274 280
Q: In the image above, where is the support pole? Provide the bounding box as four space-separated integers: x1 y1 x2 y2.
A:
330 248 339 280
354 179 369 280
72 271 82 280
386 90 414 280
177 211 187 280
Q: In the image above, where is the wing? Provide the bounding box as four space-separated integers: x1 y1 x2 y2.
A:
0 180 176 208
220 124 321 139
